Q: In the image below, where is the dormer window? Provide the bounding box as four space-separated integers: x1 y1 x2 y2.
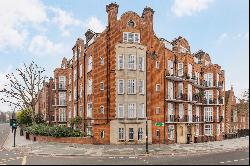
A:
128 20 135 28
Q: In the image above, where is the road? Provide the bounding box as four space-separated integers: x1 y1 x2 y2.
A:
0 149 248 165
0 124 249 165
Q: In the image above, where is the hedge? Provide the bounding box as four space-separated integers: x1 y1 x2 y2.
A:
24 124 83 137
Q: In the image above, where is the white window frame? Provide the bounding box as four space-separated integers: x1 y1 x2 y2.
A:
178 63 184 76
123 32 140 43
168 125 175 140
138 103 145 118
205 90 213 104
188 84 192 101
138 57 144 71
179 104 184 119
128 79 136 94
168 82 173 99
156 84 160 92
59 92 66 106
100 81 104 91
188 64 192 78
88 79 92 95
204 124 213 136
118 128 124 140
88 56 93 72
118 79 125 94
118 55 124 70
59 108 66 122
129 128 134 140
204 107 213 122
168 103 174 122
205 73 213 87
128 54 136 70
128 103 136 119
138 128 143 141
155 107 161 115
139 80 145 95
168 60 174 75
100 131 105 139
87 103 92 118
59 76 66 89
178 83 183 97
188 104 192 122
118 104 124 118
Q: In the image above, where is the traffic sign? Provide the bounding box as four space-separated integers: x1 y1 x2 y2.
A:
155 122 164 127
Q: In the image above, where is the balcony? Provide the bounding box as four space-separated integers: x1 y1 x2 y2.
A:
193 81 206 89
165 71 185 82
166 115 204 123
203 98 214 105
185 74 197 84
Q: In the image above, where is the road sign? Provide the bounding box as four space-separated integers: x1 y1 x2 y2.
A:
155 122 164 127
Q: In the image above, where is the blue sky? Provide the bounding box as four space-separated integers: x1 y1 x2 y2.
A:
0 0 249 112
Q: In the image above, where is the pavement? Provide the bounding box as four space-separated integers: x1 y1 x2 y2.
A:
2 127 249 157
0 123 10 149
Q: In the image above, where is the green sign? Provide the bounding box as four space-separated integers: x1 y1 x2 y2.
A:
155 122 164 127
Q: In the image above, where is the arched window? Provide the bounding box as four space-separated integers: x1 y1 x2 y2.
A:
128 20 135 28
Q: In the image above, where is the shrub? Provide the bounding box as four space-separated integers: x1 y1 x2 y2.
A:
24 124 83 137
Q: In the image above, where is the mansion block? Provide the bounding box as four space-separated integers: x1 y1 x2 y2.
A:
36 3 228 144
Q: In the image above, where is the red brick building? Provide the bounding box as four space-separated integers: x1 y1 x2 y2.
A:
35 78 54 123
44 3 227 144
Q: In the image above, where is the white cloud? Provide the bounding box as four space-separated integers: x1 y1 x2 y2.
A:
0 0 47 51
171 0 214 17
28 35 66 56
84 17 105 33
217 33 228 44
49 7 81 37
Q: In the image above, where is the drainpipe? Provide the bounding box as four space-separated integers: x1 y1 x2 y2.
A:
145 51 149 154
163 49 166 144
83 52 86 133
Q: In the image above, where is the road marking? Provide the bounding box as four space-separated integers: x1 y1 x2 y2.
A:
234 160 238 162
129 157 136 159
21 156 27 165
227 161 231 163
219 162 224 164
119 157 124 159
240 159 245 161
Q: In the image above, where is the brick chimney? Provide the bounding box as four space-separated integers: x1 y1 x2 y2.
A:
142 6 154 32
106 3 119 27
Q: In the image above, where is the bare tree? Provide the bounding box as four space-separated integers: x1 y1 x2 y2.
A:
0 61 47 120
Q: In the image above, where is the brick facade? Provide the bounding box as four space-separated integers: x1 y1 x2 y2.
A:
37 3 229 144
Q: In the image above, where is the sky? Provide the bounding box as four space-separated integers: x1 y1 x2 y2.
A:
0 0 249 112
